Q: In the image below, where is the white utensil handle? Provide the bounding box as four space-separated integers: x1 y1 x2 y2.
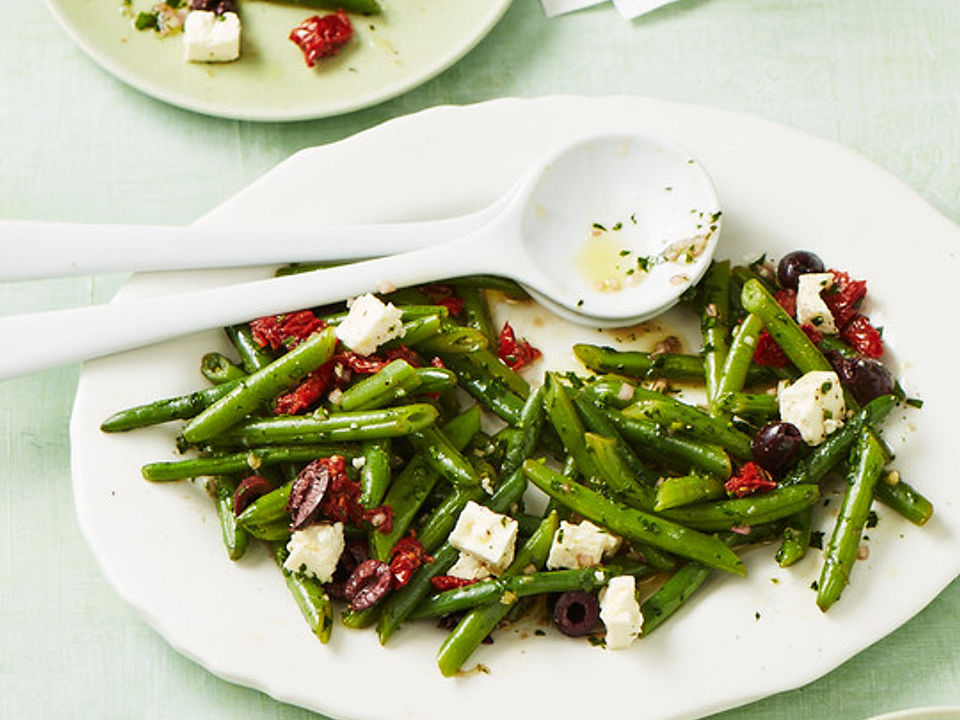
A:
0 207 495 281
0 236 493 381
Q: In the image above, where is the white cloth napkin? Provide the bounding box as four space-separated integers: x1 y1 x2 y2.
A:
540 0 679 20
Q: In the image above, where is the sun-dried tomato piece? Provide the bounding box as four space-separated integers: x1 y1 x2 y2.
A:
274 363 335 415
232 475 274 516
753 325 822 367
383 345 421 368
725 462 777 498
287 457 336 530
388 533 432 589
338 351 386 375
344 559 393 611
497 322 542 371
421 284 465 317
289 11 353 67
431 575 478 591
774 289 797 318
250 310 326 351
430 356 446 369
823 270 868 328
841 314 884 358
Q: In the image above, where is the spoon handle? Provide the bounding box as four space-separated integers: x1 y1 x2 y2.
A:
0 207 496 281
0 235 496 380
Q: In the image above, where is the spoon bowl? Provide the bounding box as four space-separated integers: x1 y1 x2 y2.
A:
0 132 720 379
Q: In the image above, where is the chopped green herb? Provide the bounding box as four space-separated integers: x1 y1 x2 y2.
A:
905 397 924 409
135 10 159 30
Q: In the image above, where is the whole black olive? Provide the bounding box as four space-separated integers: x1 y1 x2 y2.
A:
777 251 826 290
751 421 804 472
835 355 894 404
553 591 600 637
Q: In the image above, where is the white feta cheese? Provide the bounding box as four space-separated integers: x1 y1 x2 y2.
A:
282 522 344 583
334 293 405 356
796 272 837 334
448 500 518 572
546 520 621 570
778 370 846 446
447 551 494 581
183 11 241 63
599 575 643 650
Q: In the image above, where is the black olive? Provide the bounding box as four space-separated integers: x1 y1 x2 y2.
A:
751 421 804 472
344 559 392 611
831 353 894 404
777 251 825 290
553 591 600 637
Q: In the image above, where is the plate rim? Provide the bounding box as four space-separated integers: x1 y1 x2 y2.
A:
43 0 514 122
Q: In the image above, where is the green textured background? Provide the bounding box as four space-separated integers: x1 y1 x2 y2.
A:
2 1 959 718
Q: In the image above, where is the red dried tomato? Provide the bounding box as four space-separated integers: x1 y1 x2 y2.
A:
251 310 326 351
774 289 797 318
724 462 778 498
421 284 465 317
274 363 334 415
431 575 478 591
841 314 884 358
383 345 422 368
497 322 542 371
289 11 353 67
823 270 867 329
388 533 432 589
430 356 446 369
753 325 822 368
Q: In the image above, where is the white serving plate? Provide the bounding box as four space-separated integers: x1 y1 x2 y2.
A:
71 96 960 720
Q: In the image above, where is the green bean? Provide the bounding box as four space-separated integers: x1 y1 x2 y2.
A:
383 315 443 349
445 275 530 300
208 404 439 448
211 476 248 561
775 506 813 567
715 313 765 399
338 360 422 411
245 518 293 541
411 564 651 620
574 344 777 386
501 386 546 478
780 394 896 487
201 352 247 385
740 279 832 374
182 327 338 444
273 542 334 644
415 325 489 355
606 409 732 478
700 260 731 413
142 444 358 482
522 460 744 575
341 606 381 629
238 481 292 529
412 367 457 395
654 473 725 512
417 487 485 554
584 433 655 510
463 348 530 398
410 424 482 489
657 485 820 531
622 397 753 460
544 373 601 480
457 286 497 348
572 393 660 487
875 472 933 526
436 512 559 676
359 439 391 508
225 324 275 373
817 429 886 611
101 381 239 432
731 263 777 295
716 392 779 422
439 353 525 425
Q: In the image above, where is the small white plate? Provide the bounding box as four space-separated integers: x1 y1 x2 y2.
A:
71 96 960 720
44 0 512 121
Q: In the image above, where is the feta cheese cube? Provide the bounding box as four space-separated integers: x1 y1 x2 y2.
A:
778 370 846 446
599 575 643 650
282 522 344 583
447 551 494 581
335 293 405 356
183 11 241 63
546 520 621 570
796 272 837 334
448 500 518 572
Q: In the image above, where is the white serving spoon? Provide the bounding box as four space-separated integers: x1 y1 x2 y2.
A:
0 133 720 381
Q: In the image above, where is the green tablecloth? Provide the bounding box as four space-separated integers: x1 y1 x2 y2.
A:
2 1 958 718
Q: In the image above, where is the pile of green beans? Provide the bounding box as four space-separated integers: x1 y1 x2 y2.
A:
100 260 928 675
